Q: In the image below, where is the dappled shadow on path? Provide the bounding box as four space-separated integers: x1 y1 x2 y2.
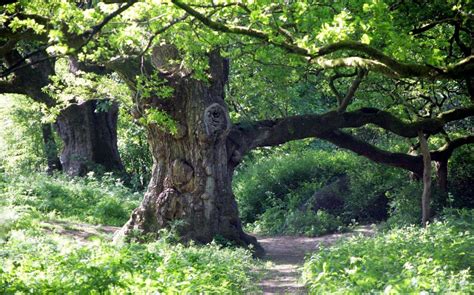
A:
256 225 375 294
41 220 120 243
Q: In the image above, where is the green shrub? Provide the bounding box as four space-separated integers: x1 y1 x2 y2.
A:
247 205 344 237
285 210 344 236
1 172 140 226
0 95 46 173
234 150 356 225
448 145 474 208
385 181 423 227
303 209 474 294
0 229 259 294
0 175 260 294
235 149 411 234
117 111 153 191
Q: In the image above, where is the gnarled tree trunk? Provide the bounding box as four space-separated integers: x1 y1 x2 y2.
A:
3 49 124 176
115 47 263 256
55 100 124 176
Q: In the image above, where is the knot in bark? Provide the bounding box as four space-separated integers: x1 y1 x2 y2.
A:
204 103 230 138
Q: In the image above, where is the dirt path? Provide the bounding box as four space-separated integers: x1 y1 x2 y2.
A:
257 226 375 294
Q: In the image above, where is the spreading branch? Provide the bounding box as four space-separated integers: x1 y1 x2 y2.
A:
0 78 26 94
229 106 474 157
74 0 137 51
318 130 424 175
431 135 474 161
0 1 136 77
171 0 474 80
328 70 357 104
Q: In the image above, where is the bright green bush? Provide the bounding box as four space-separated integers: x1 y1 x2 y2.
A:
303 209 474 294
0 95 46 173
234 150 353 224
0 208 260 294
117 111 153 191
0 172 140 226
385 181 423 227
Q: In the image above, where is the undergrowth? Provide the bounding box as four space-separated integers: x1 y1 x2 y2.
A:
302 209 474 294
234 149 406 236
0 176 261 294
0 172 140 226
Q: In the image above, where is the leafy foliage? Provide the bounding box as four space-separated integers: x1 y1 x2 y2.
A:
303 209 474 294
448 145 474 208
234 147 411 235
0 172 139 226
117 111 153 191
0 95 46 173
0 208 260 294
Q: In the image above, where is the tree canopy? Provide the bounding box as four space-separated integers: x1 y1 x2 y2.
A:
1 0 473 246
1 0 472 156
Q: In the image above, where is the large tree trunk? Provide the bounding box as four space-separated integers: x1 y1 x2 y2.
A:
115 47 263 256
3 50 124 176
41 123 62 174
55 100 124 176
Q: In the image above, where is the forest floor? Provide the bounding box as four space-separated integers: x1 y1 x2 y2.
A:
40 221 375 294
256 225 375 294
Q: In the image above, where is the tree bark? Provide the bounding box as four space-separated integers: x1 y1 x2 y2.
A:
41 123 62 174
55 100 124 176
418 131 432 226
3 49 125 175
435 159 449 207
114 47 263 256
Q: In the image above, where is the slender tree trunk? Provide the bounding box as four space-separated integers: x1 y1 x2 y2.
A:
435 159 448 207
115 47 263 256
41 123 62 174
418 131 432 226
55 100 124 176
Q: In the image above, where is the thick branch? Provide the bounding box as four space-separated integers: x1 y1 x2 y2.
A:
431 135 474 161
230 106 474 155
411 18 455 35
0 78 26 94
319 130 423 175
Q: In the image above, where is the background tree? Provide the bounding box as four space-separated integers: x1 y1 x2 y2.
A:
0 0 129 175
